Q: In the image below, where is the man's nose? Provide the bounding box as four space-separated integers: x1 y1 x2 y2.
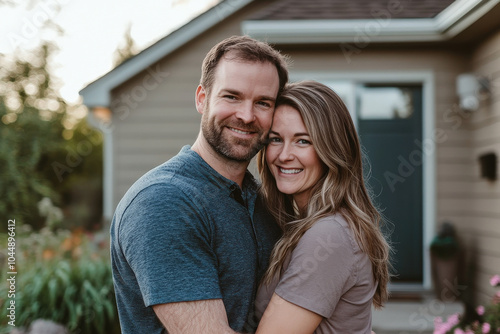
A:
235 101 255 123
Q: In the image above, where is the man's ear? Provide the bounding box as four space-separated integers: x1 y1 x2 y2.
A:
195 85 207 115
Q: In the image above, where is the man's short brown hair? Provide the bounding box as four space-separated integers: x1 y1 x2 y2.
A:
200 35 289 96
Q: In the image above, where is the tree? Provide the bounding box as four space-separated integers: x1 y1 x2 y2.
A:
112 24 138 67
0 42 103 231
1 42 64 229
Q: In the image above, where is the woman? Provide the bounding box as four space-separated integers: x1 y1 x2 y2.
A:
255 81 391 333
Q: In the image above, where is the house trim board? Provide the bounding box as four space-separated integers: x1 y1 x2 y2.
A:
87 112 114 221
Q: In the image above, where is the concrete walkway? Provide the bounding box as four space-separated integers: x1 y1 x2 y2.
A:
372 297 464 334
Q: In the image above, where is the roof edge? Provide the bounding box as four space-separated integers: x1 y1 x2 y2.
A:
80 0 254 108
241 0 500 44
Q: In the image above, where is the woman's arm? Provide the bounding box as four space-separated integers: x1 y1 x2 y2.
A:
256 293 322 334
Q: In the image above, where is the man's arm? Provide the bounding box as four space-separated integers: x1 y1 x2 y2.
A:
153 299 239 334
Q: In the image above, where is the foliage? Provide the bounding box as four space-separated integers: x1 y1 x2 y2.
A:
0 41 103 231
0 43 63 228
434 275 500 333
0 105 64 229
113 23 138 67
0 227 120 334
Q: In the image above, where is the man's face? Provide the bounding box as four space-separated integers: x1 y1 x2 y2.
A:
195 55 280 162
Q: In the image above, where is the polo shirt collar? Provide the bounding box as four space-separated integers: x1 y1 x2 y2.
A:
180 145 259 196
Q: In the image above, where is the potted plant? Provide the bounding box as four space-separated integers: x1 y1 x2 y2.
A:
430 221 461 301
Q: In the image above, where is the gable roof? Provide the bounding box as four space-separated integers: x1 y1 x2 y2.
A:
243 0 500 44
248 0 456 20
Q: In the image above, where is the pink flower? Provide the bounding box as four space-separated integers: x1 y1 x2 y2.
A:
482 322 491 333
454 329 464 334
434 317 448 334
434 316 456 334
477 305 485 315
490 275 500 287
448 313 460 326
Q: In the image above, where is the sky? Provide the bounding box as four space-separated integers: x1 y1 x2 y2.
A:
0 0 219 104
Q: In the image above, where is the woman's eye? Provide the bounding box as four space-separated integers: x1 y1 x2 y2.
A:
268 137 281 143
297 139 311 145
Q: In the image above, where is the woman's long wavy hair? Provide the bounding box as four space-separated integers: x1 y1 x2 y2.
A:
257 80 391 308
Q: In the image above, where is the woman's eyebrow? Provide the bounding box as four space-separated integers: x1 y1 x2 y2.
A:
269 130 310 137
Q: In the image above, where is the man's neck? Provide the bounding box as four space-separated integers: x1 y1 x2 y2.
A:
191 135 249 188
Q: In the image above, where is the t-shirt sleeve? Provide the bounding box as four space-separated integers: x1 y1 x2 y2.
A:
118 183 221 307
274 218 357 318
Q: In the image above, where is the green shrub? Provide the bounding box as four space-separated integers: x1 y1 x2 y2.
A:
0 227 120 334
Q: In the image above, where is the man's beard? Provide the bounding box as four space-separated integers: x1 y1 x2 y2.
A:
201 104 267 162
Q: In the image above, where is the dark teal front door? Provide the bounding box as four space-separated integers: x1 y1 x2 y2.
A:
357 85 423 283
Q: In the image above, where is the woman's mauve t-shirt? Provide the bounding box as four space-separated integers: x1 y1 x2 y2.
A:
255 213 377 334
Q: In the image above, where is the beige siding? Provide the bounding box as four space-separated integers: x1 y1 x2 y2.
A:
466 29 500 305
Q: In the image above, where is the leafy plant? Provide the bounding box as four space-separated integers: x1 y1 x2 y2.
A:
0 227 120 334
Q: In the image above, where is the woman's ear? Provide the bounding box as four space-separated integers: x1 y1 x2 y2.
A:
195 85 207 115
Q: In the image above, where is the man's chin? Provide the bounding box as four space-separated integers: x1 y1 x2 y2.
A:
220 143 262 162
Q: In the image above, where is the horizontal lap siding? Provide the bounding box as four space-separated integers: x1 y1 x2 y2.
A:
112 59 202 201
466 29 500 305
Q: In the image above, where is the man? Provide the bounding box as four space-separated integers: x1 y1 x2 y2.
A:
110 35 289 333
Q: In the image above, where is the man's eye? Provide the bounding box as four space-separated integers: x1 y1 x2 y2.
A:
257 101 271 107
224 95 237 100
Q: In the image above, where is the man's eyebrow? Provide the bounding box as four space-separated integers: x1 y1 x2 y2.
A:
259 95 276 102
220 89 276 102
221 89 241 96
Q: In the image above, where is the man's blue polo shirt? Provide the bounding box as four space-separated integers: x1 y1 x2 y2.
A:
110 145 281 333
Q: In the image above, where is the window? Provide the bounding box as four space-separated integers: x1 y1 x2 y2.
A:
358 85 414 120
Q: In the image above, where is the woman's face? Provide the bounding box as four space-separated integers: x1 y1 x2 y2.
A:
266 105 324 209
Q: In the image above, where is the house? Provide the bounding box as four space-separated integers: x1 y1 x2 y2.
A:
80 0 500 304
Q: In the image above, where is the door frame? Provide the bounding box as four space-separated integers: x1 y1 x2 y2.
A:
290 71 435 291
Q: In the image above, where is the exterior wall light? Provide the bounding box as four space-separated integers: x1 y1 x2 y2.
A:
456 73 490 112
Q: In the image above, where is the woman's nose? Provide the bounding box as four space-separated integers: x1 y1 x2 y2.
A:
278 143 294 162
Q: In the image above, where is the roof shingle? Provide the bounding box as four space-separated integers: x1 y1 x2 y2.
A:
249 0 457 20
